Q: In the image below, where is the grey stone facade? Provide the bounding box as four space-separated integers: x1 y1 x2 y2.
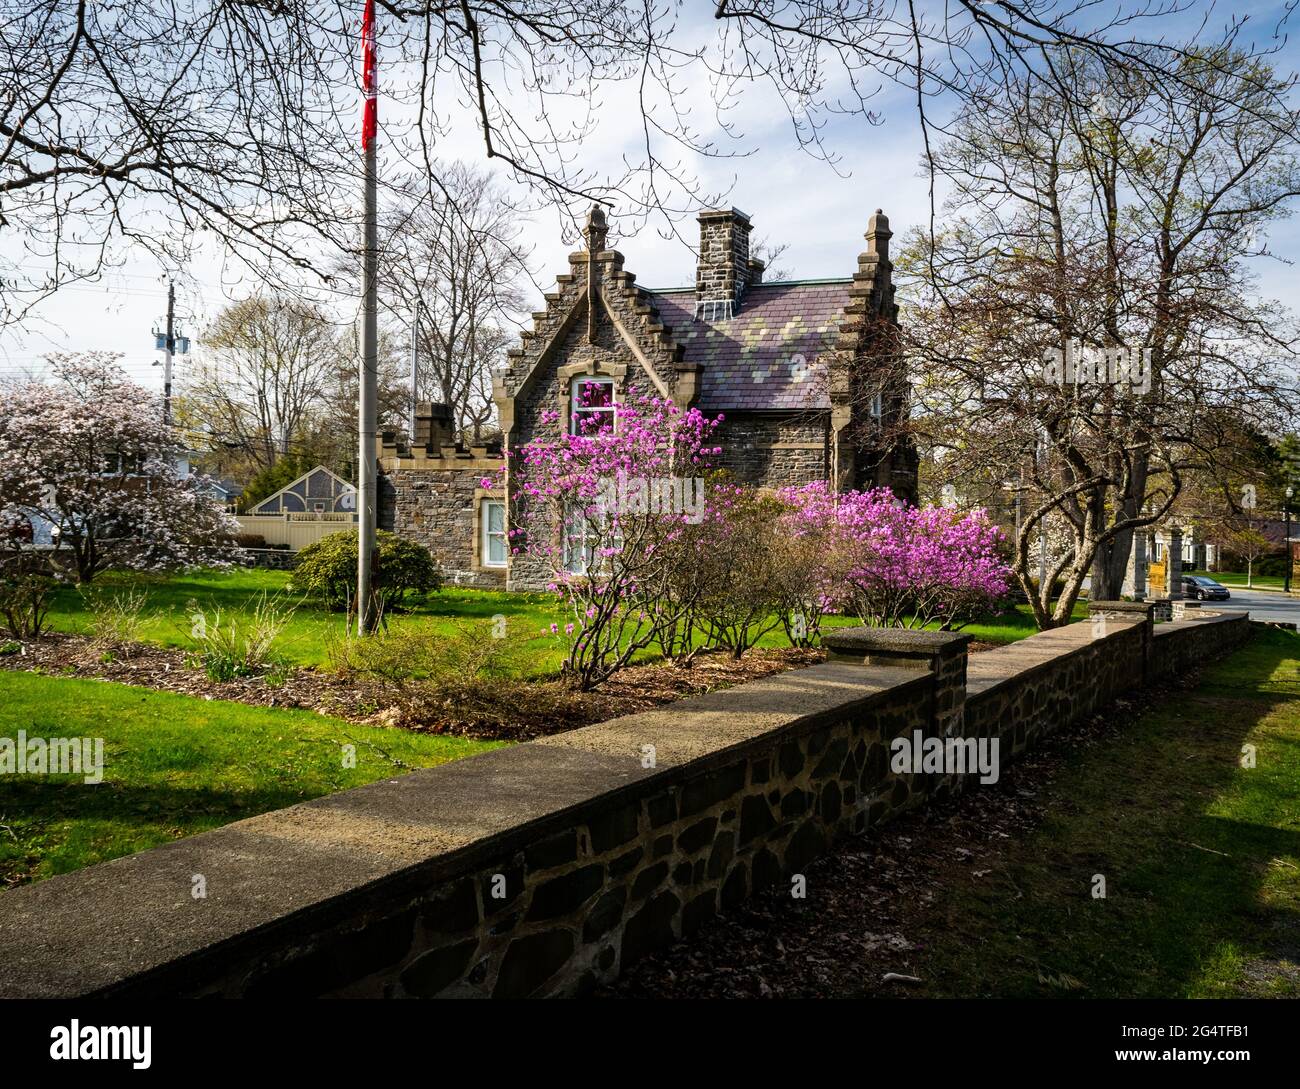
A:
376 403 507 588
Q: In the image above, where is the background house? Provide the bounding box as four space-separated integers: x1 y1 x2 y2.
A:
235 465 357 550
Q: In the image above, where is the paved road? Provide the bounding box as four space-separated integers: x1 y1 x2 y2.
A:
1204 586 1300 625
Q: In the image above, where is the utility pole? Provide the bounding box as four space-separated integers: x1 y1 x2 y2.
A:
163 280 175 427
1286 486 1294 595
356 0 379 636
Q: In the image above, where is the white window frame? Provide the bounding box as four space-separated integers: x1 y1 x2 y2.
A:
562 505 625 576
480 499 508 568
569 376 616 436
869 392 884 420
563 507 596 575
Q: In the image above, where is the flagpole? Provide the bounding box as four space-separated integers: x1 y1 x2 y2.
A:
357 0 379 635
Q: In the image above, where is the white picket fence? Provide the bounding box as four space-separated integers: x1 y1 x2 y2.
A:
234 512 357 550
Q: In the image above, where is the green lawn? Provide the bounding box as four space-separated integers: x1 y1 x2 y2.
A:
954 601 1088 644
921 626 1300 997
46 568 1077 675
0 671 502 890
48 568 569 669
6 570 1089 893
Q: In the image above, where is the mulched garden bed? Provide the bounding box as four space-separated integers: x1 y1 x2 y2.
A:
0 633 826 742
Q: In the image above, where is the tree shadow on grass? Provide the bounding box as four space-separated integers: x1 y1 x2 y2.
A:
926 628 1300 998
0 779 329 890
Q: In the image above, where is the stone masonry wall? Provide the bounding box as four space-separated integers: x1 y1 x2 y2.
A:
1151 608 1253 677
0 608 1251 999
379 466 506 590
712 413 829 488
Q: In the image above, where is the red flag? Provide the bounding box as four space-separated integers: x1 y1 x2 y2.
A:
361 0 377 150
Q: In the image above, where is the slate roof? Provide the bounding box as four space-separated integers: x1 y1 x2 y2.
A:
648 280 852 411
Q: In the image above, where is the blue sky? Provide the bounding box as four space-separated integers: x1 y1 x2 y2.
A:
3 1 1298 391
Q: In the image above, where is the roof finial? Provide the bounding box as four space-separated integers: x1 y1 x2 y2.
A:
865 208 892 261
583 204 608 253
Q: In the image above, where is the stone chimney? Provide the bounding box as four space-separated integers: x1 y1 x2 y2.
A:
413 402 455 452
696 208 753 319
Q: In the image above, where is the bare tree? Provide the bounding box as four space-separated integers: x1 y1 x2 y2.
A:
184 294 346 471
899 45 1300 626
357 164 531 443
312 323 410 479
4 0 1284 326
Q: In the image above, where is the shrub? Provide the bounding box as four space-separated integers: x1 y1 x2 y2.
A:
328 618 528 685
235 533 268 549
327 618 546 733
82 585 151 653
184 593 293 683
770 487 845 648
779 482 1010 631
0 556 58 639
693 484 786 659
294 530 441 615
499 392 724 689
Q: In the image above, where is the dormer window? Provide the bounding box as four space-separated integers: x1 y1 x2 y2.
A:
569 376 615 436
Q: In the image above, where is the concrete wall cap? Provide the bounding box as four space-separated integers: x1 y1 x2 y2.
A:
1087 600 1155 615
822 627 972 653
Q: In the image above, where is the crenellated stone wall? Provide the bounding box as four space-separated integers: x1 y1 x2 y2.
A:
0 607 1251 999
377 453 506 590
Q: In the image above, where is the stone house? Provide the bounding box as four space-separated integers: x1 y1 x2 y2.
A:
380 205 917 590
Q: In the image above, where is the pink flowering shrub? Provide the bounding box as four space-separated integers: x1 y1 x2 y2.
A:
684 481 788 659
778 481 1010 630
496 398 1007 686
493 392 723 689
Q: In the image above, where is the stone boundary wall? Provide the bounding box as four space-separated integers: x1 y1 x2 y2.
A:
0 607 1251 999
231 547 297 570
964 613 1149 760
1151 611 1250 676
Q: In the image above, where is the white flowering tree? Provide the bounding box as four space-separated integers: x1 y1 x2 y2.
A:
0 353 240 583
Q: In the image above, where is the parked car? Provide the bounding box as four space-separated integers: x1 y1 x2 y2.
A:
1181 575 1231 601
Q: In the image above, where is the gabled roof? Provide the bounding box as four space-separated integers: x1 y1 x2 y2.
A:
648 280 851 411
247 465 355 514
